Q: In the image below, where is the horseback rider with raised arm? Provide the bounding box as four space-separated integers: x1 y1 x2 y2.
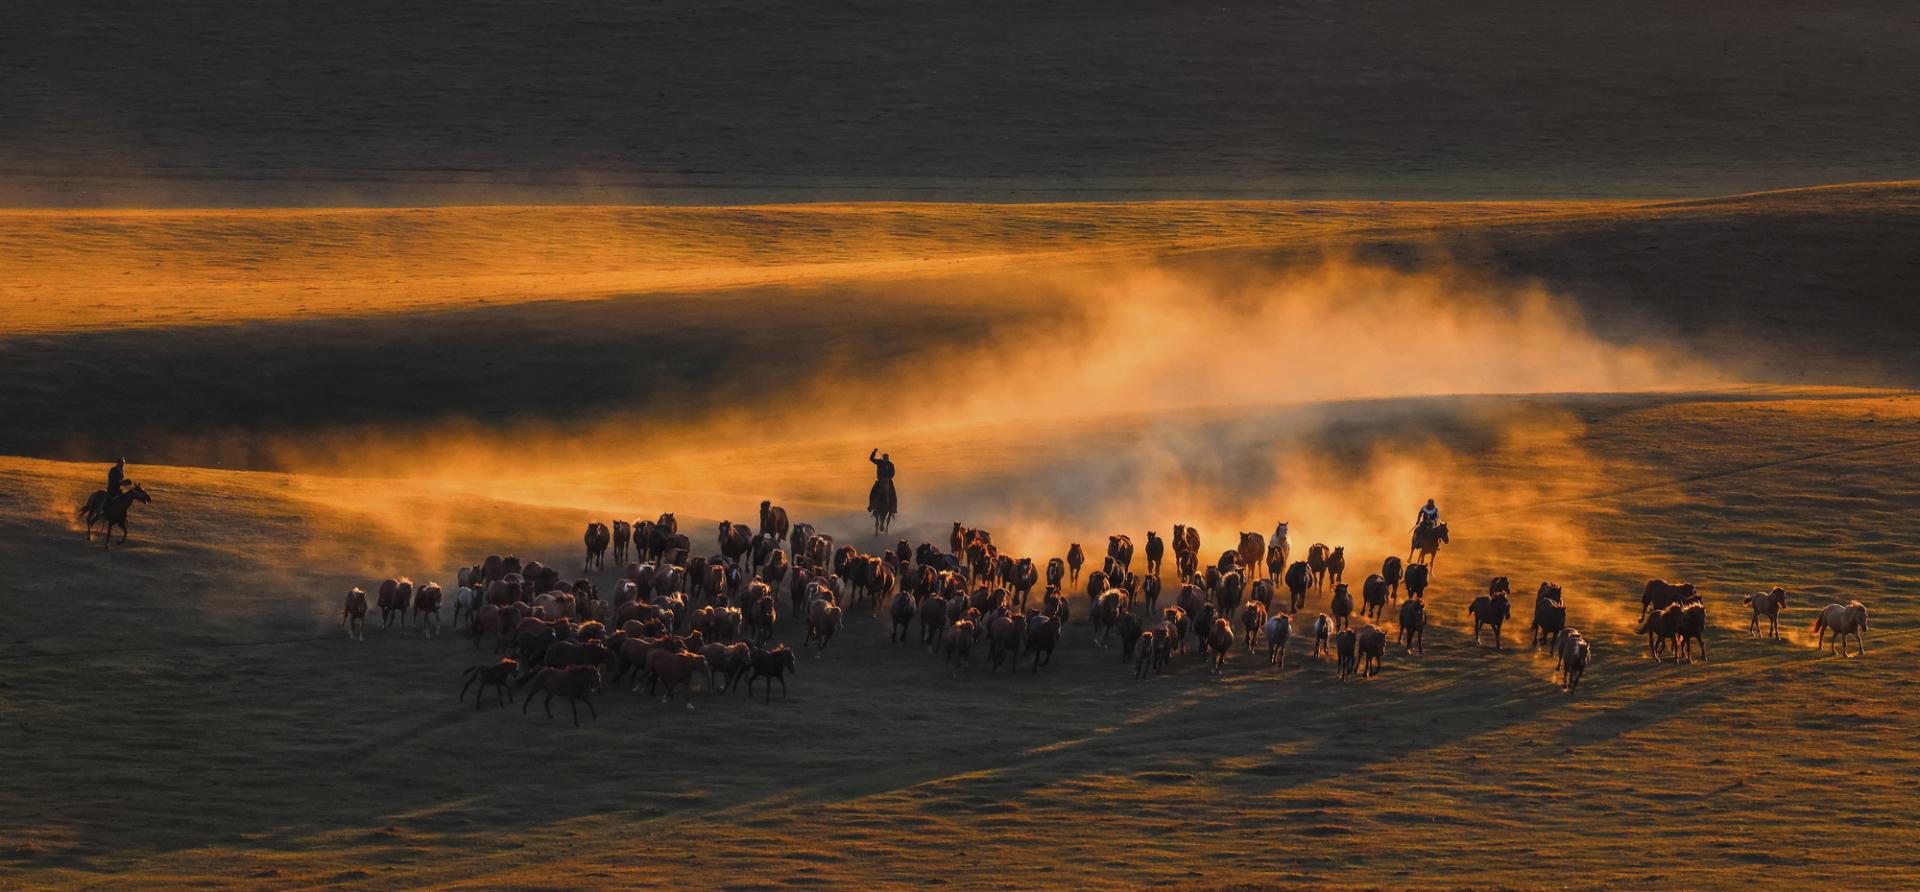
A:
868 448 898 535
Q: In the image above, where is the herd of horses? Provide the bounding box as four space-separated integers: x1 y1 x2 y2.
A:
339 501 1875 727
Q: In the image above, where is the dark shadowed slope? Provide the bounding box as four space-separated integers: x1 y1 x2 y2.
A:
4 2 1919 205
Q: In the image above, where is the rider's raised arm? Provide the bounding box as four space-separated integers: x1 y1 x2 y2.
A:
870 448 881 465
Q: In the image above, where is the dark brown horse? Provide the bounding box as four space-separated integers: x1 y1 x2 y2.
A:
1306 544 1331 591
1467 590 1512 648
79 483 152 548
459 658 519 709
342 587 369 640
584 522 611 571
1744 586 1788 639
519 665 603 727
1530 582 1566 650
758 500 790 539
717 521 753 570
1408 521 1448 569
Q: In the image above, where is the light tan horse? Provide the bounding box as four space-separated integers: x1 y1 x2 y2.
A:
1743 586 1788 639
1812 601 1870 656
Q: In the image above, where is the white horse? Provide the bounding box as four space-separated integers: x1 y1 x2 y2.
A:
452 586 479 627
1263 613 1292 667
1813 601 1870 656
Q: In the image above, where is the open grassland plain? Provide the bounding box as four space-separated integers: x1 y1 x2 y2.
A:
1 186 1918 888
0 390 1917 888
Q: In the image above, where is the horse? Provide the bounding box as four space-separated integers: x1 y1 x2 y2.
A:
1560 635 1591 692
1360 574 1389 621
987 612 1026 674
645 650 706 709
1530 583 1566 651
1239 600 1268 651
1144 531 1165 576
519 665 602 727
1380 556 1404 602
805 598 843 655
80 483 152 548
611 520 631 565
1641 579 1698 619
584 523 611 571
1283 561 1311 613
1404 563 1430 600
1263 612 1292 667
1408 521 1448 569
888 591 916 644
1326 546 1346 587
869 478 897 535
1328 583 1354 631
1466 590 1512 648
1397 598 1426 653
377 577 414 628
1270 522 1290 570
342 587 369 640
1027 614 1061 673
460 658 519 709
945 620 976 671
700 642 754 694
1813 601 1870 656
1335 629 1359 679
1237 532 1265 580
1205 618 1234 675
747 645 797 702
1636 603 1684 661
1311 614 1333 659
1066 543 1085 584
1675 602 1707 663
1744 587 1788 639
718 522 753 570
1108 534 1135 577
1355 625 1386 678
413 583 444 637
759 500 790 539
1093 590 1125 648
1306 544 1330 591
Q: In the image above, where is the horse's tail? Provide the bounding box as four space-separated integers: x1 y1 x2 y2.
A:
1811 612 1828 637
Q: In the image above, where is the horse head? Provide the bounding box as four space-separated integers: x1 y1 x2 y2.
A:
130 483 151 503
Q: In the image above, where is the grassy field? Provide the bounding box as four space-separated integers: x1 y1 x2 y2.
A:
2 187 1918 888
2 388 1916 888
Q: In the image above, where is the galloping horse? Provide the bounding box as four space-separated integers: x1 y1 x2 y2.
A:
1409 521 1448 569
79 483 152 548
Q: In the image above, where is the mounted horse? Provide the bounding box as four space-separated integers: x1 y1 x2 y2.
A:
1408 521 1448 569
79 483 153 548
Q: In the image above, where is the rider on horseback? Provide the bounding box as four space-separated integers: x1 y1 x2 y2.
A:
107 457 128 496
1414 499 1440 532
868 449 898 532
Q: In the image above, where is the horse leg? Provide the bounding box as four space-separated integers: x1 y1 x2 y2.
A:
569 698 580 728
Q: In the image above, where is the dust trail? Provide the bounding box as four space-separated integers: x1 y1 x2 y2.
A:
234 257 1727 597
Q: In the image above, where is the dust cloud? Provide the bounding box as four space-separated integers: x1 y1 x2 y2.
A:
254 257 1727 617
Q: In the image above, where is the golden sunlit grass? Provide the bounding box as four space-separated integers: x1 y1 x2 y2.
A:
0 199 1623 333
2 390 1917 888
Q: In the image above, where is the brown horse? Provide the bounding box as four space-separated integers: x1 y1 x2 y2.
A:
1205 617 1234 675
1529 583 1566 651
1306 544 1330 591
519 665 602 727
1328 583 1354 631
1641 579 1698 619
718 522 753 570
1360 574 1389 621
414 583 445 637
758 500 790 539
1408 521 1448 569
746 645 796 702
1397 598 1425 653
1239 600 1267 651
1263 613 1291 667
1744 587 1788 639
80 483 152 548
584 522 611 571
1466 590 1511 648
611 520 631 565
377 577 414 628
1237 532 1265 580
1355 625 1386 678
342 587 369 640
1334 628 1359 679
460 658 519 709
645 650 706 709
1636 603 1684 661
805 598 843 655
